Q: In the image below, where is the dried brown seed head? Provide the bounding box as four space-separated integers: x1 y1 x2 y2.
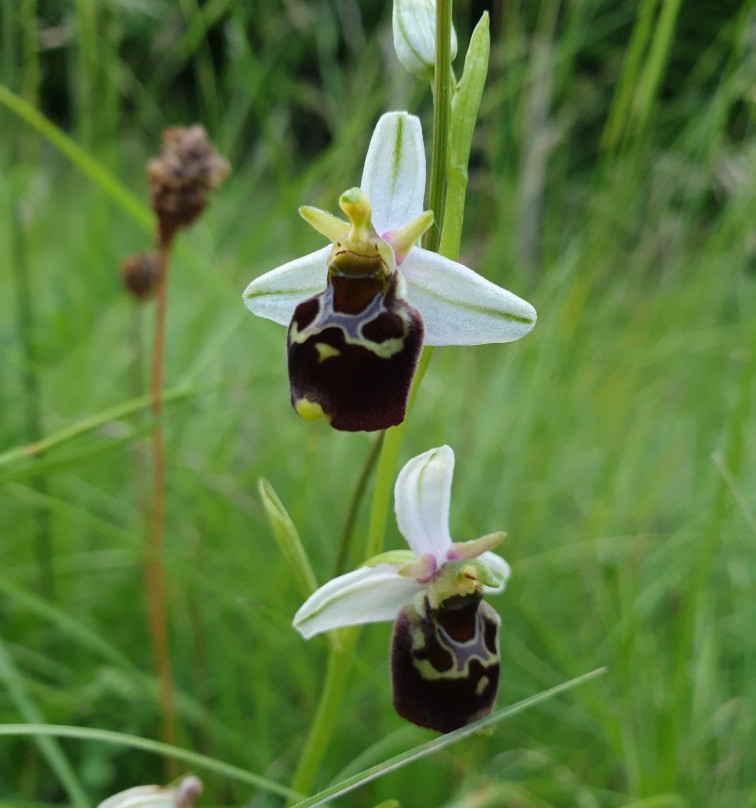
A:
120 251 163 302
148 124 229 245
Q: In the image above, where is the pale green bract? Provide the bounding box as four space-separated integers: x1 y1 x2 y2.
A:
293 446 511 639
242 111 537 346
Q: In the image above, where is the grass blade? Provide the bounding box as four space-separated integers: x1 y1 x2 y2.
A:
290 667 607 808
0 724 301 800
0 639 90 808
0 83 152 230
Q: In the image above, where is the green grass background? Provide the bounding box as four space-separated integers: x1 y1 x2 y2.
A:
1 0 754 805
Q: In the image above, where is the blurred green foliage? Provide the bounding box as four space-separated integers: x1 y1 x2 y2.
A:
0 0 754 807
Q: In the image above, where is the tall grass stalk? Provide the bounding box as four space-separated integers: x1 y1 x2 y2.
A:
8 191 54 599
146 243 179 775
7 0 55 599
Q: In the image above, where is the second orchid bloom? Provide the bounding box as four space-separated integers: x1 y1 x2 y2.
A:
244 111 536 431
294 445 510 733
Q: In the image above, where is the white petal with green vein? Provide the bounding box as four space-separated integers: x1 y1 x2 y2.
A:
293 565 423 639
401 247 537 345
394 445 454 559
243 246 329 325
361 112 426 236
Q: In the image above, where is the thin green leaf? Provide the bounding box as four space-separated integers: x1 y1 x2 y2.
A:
0 385 204 469
0 724 301 800
0 640 90 808
0 83 152 230
290 668 607 808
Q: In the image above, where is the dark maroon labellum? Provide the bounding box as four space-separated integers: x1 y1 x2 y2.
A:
391 593 500 733
287 272 424 432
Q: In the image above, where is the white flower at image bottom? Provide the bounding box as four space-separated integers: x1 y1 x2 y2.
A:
294 445 510 733
97 776 202 808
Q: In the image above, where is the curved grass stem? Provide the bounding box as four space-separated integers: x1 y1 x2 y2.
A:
146 243 178 777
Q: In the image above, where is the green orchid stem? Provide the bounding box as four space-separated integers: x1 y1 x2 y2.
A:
364 348 433 560
287 350 435 802
424 0 453 253
288 629 357 802
334 433 385 576
290 2 454 795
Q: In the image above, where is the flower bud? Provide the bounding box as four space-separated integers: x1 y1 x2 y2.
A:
392 0 457 81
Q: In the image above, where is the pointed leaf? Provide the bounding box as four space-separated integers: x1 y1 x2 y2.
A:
439 12 491 260
401 247 536 345
258 479 318 600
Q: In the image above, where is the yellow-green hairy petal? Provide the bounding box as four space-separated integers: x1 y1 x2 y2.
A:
364 550 416 567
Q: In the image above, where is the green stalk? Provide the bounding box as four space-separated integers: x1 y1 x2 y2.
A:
8 187 54 599
333 434 384 576
288 3 456 797
8 0 54 598
600 0 657 151
424 0 453 253
288 630 357 798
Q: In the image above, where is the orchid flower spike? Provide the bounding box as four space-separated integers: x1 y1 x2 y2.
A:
294 445 510 732
98 776 203 808
243 111 536 432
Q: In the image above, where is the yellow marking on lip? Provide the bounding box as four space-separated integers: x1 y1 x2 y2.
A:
315 343 340 362
295 398 326 421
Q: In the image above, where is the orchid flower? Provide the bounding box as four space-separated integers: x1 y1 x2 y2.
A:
294 445 510 732
243 111 536 432
97 777 202 808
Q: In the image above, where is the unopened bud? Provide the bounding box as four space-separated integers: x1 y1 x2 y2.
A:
120 251 163 301
392 0 457 81
148 124 229 245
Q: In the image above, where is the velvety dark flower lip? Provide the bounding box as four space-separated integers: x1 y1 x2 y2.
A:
242 111 537 347
292 446 510 638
